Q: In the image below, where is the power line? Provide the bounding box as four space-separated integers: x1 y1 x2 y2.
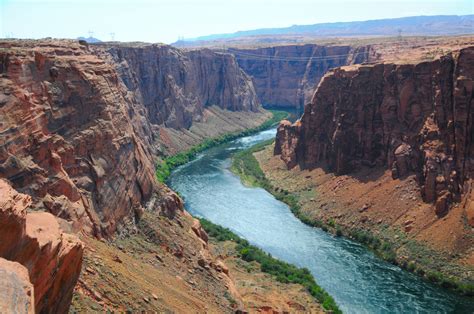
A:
226 48 369 60
222 49 370 62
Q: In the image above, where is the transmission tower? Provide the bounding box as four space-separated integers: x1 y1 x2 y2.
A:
88 30 94 39
397 29 402 41
110 32 115 41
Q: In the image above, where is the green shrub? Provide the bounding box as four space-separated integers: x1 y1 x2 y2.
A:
199 218 341 313
156 110 287 183
328 219 336 228
381 241 392 252
406 261 416 272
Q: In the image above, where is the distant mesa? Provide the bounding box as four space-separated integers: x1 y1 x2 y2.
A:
77 36 102 43
173 15 474 47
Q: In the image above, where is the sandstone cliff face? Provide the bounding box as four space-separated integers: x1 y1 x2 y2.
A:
275 47 474 216
0 40 158 237
104 44 259 129
233 44 371 108
0 179 83 313
0 258 34 314
0 40 261 237
0 39 262 312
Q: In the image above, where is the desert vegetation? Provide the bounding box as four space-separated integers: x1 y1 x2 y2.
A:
200 218 341 313
156 110 287 183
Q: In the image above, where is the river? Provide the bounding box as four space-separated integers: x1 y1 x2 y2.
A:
169 126 474 313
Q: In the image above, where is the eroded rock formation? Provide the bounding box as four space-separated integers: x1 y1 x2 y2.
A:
104 44 259 129
0 258 34 314
0 40 261 237
233 44 371 108
0 39 262 312
0 179 83 313
275 47 474 216
0 41 158 236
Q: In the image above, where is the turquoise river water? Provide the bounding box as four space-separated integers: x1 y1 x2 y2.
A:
169 127 474 313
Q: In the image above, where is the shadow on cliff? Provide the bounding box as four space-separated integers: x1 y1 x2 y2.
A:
299 160 388 184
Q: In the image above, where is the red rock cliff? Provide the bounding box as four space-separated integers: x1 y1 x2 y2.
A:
275 47 474 216
0 179 84 313
104 44 259 129
0 40 261 237
0 39 261 311
0 40 158 237
233 44 371 108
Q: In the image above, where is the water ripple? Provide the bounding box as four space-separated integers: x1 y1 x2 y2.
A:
170 128 474 314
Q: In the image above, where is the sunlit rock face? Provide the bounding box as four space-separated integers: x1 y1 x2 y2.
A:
0 40 260 237
275 47 474 216
0 179 84 313
0 39 262 312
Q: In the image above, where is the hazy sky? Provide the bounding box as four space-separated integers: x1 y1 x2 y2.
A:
1 0 472 43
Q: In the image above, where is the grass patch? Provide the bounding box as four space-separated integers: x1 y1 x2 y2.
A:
230 141 326 230
230 140 474 297
200 218 341 313
156 110 288 183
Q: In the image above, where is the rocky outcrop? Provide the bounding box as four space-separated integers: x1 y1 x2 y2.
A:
233 44 371 108
0 40 158 236
275 47 474 215
0 179 84 313
0 40 261 237
104 44 259 129
274 120 301 169
0 258 34 314
0 39 262 311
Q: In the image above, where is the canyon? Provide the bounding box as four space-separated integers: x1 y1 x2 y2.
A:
271 44 474 287
0 39 268 312
0 39 264 239
0 39 316 312
1 35 473 312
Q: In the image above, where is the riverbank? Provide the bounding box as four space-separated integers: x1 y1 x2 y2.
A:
200 218 340 313
70 208 329 313
231 141 474 296
156 109 288 183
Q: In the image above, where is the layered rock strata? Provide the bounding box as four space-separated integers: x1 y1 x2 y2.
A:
275 47 474 216
0 179 83 313
233 44 371 108
0 39 262 312
103 43 259 129
0 40 261 237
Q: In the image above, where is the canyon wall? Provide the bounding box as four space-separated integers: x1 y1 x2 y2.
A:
233 44 371 108
275 47 474 216
0 40 261 238
0 39 262 311
103 44 259 129
0 40 159 237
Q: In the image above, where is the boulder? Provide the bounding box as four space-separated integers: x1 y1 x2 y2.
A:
0 258 34 314
0 179 84 313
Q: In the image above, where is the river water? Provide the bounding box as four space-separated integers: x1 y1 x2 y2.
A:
169 127 474 313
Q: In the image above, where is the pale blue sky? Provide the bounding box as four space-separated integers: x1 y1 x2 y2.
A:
1 0 472 43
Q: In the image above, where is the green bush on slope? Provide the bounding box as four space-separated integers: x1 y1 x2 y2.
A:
156 110 288 183
231 141 474 297
199 218 342 313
